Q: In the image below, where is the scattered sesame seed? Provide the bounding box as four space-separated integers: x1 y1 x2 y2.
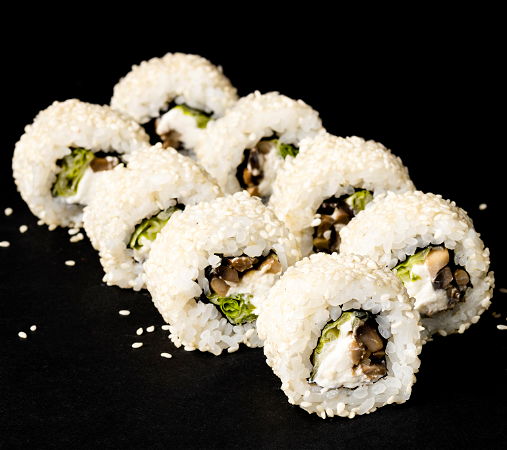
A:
69 233 84 243
119 310 130 316
37 219 44 226
65 260 75 266
68 228 80 235
48 224 57 231
0 241 10 248
4 207 13 216
161 353 172 358
19 225 28 233
499 288 507 294
497 325 507 330
30 325 37 331
479 203 487 210
146 326 155 332
132 342 143 348
161 325 170 330
492 312 501 319
18 331 27 339
136 327 143 335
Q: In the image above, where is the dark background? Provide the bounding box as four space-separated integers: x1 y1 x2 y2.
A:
1 13 505 450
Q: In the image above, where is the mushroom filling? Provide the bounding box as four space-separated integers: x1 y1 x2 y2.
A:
312 190 373 254
203 252 282 325
393 246 471 317
52 148 119 205
310 310 386 390
236 136 299 198
128 203 184 263
153 103 212 150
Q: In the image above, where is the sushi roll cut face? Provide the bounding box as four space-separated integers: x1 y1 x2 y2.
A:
12 99 150 228
340 191 494 339
144 191 301 355
269 134 415 256
83 144 222 291
110 52 238 152
257 253 421 418
194 91 325 198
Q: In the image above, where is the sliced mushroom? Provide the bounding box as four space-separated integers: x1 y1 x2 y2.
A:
227 256 257 272
454 269 470 286
258 255 282 274
160 129 182 150
426 248 450 279
332 208 351 225
246 186 261 197
90 157 117 172
370 349 385 360
313 236 330 251
355 323 384 353
432 266 453 291
247 147 262 177
361 362 387 379
243 168 253 186
257 140 274 154
210 277 230 297
210 265 239 284
349 339 367 366
446 286 461 309
316 215 335 237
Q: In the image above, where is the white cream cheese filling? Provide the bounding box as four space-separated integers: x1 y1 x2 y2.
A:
257 148 284 198
405 262 449 316
312 320 371 389
157 107 206 149
60 167 110 206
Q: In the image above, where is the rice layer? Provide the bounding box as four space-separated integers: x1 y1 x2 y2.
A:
12 99 150 227
83 144 221 290
257 252 422 418
194 91 325 195
269 134 415 256
340 191 494 339
144 191 301 355
110 52 238 124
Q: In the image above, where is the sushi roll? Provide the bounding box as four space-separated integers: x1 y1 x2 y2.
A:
340 191 494 340
83 144 222 291
257 253 422 418
194 91 325 198
144 191 301 355
110 52 238 153
269 134 415 256
12 99 150 228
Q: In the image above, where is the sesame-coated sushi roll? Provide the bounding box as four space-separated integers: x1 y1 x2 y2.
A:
144 191 301 355
110 52 238 152
12 99 150 228
194 91 325 198
257 253 422 419
83 144 222 291
269 134 415 257
340 191 494 340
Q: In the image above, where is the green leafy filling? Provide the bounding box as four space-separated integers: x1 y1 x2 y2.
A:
344 190 373 214
393 247 431 285
51 148 95 197
129 206 180 250
173 104 212 129
310 310 368 382
273 139 299 159
207 293 258 326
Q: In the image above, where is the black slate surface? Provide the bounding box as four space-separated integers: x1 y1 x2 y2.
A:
1 21 505 450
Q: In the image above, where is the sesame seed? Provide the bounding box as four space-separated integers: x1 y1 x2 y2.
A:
0 241 10 247
497 325 507 330
37 219 44 226
69 233 84 243
132 342 143 348
161 325 170 330
119 310 130 316
30 325 37 331
4 207 13 216
68 228 80 235
136 328 143 335
19 225 28 233
65 260 75 266
492 312 501 319
18 331 27 339
146 326 155 332
479 203 487 210
300 402 312 407
499 288 507 294
161 353 172 358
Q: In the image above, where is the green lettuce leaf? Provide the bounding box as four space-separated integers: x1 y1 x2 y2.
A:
274 139 299 159
207 293 258 325
129 206 180 250
173 104 212 129
51 148 95 197
344 190 373 214
310 310 368 382
393 247 431 285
